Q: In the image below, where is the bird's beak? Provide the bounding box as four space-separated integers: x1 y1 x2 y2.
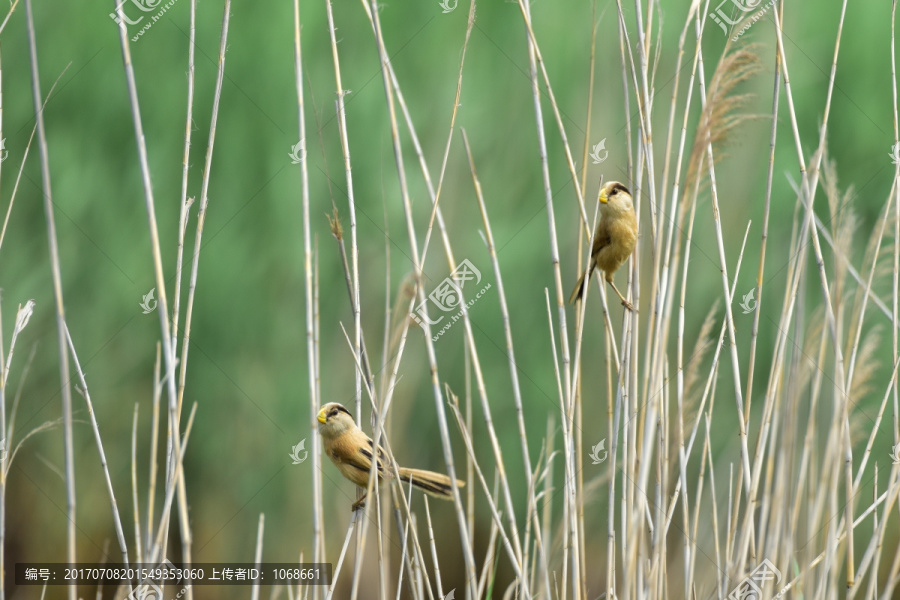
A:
599 190 608 204
317 408 327 424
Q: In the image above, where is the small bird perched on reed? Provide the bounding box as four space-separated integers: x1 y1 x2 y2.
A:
317 402 464 510
569 181 637 311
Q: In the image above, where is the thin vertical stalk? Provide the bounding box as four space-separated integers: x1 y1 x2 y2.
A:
891 0 900 448
0 304 6 600
694 42 752 498
131 404 142 566
112 0 185 567
462 128 547 593
64 326 130 569
744 24 781 409
362 0 478 594
170 1 232 580
292 1 324 593
146 343 161 559
251 514 265 600
324 0 362 423
24 5 76 597
171 0 197 353
517 2 580 594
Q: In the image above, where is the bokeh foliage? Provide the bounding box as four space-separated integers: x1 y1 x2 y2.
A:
0 0 897 596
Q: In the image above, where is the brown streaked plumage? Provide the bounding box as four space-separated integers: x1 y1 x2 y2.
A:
316 402 464 510
569 181 637 311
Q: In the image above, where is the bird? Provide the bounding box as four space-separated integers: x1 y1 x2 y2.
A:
568 181 637 311
316 402 465 510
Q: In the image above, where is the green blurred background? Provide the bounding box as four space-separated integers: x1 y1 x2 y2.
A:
0 0 897 597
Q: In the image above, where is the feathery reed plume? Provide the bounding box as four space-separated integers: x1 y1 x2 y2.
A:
327 206 343 241
822 155 858 294
388 272 418 356
682 299 719 425
850 328 882 404
685 45 762 196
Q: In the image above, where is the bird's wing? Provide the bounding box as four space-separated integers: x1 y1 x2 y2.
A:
360 438 392 479
591 219 612 257
329 429 391 480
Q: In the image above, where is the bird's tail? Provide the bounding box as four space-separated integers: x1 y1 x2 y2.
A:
398 467 464 500
569 267 594 304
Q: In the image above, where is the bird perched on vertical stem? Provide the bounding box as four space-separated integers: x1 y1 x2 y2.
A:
316 402 464 510
569 181 637 311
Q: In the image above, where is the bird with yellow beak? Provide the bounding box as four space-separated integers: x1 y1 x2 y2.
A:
316 402 464 510
569 181 637 311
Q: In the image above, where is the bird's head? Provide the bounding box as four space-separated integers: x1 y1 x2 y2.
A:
317 402 356 438
598 181 633 215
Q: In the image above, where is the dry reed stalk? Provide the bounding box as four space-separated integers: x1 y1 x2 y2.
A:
25 5 77 597
292 3 325 596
